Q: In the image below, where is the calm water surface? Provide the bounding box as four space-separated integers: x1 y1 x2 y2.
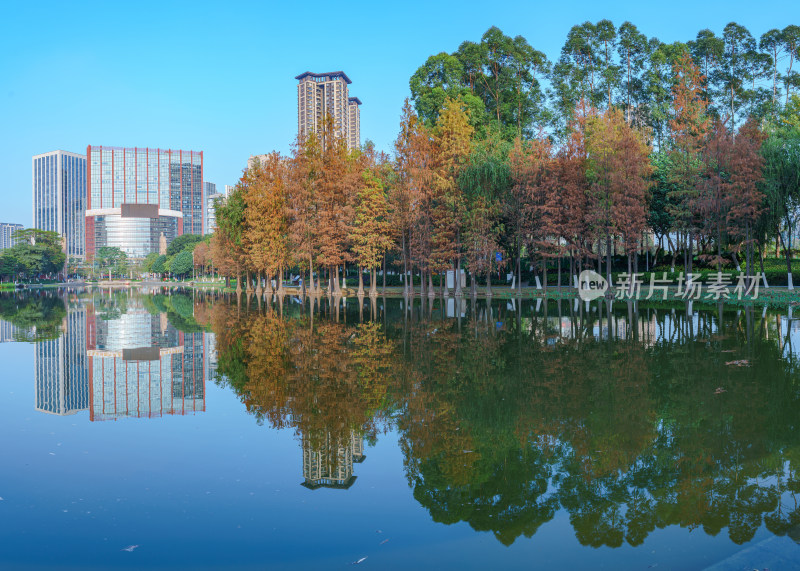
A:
1 290 800 570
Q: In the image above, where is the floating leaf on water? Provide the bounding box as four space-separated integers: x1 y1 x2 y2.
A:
379 539 389 545
351 557 367 565
121 545 139 552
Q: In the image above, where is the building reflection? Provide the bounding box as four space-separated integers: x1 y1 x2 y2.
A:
301 430 366 490
33 295 212 421
34 305 89 415
86 300 205 421
0 318 18 342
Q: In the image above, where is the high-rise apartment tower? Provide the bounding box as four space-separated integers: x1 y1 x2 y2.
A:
296 71 361 151
0 222 23 251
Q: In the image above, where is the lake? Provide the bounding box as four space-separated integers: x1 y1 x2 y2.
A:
1 289 800 569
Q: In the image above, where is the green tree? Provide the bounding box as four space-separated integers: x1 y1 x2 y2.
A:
761 102 800 286
142 252 159 273
167 233 203 256
95 247 128 279
151 254 167 276
170 250 193 277
8 228 65 279
0 251 18 282
617 21 651 124
411 26 549 140
714 23 757 128
409 52 486 130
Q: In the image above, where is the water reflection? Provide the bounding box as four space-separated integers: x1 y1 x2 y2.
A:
302 430 366 490
86 296 206 421
6 289 800 555
2 291 213 421
207 293 800 549
35 301 88 415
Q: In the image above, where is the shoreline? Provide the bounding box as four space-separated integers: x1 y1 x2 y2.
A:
5 281 799 307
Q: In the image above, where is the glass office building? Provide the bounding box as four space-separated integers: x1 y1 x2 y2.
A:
87 204 181 259
32 150 87 258
85 146 203 259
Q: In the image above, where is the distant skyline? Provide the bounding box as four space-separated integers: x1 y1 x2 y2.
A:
1 0 794 226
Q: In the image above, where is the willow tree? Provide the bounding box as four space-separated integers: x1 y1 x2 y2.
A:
460 132 509 296
213 184 247 291
761 97 800 288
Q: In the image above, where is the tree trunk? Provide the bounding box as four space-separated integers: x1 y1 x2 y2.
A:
370 266 379 297
779 231 794 290
358 265 364 296
627 253 634 295
558 255 563 293
455 257 463 297
265 271 273 296
308 255 315 295
485 268 492 297
402 234 409 296
470 269 477 297
543 257 548 295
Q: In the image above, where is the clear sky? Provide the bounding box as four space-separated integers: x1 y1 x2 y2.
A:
0 0 795 226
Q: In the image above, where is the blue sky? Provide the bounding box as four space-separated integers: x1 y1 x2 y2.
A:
0 0 795 226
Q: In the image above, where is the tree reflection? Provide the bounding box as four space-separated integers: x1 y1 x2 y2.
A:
0 291 66 340
207 294 800 548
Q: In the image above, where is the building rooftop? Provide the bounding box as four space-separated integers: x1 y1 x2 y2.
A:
348 97 362 105
87 145 202 154
295 71 352 85
32 150 86 159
